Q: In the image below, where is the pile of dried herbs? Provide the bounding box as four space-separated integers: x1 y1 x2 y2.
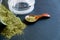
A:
0 4 26 39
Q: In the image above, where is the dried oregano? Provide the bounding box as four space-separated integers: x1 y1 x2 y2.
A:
0 4 26 39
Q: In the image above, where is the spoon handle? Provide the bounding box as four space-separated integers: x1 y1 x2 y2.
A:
35 13 50 20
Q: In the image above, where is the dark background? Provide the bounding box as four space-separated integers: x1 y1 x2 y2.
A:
0 0 60 40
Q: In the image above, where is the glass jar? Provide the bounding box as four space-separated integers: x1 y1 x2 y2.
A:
8 0 35 14
0 0 2 4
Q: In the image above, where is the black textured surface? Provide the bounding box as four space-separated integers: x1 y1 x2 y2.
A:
0 0 60 40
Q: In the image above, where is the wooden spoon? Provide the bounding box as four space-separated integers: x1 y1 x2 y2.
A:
25 13 50 22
